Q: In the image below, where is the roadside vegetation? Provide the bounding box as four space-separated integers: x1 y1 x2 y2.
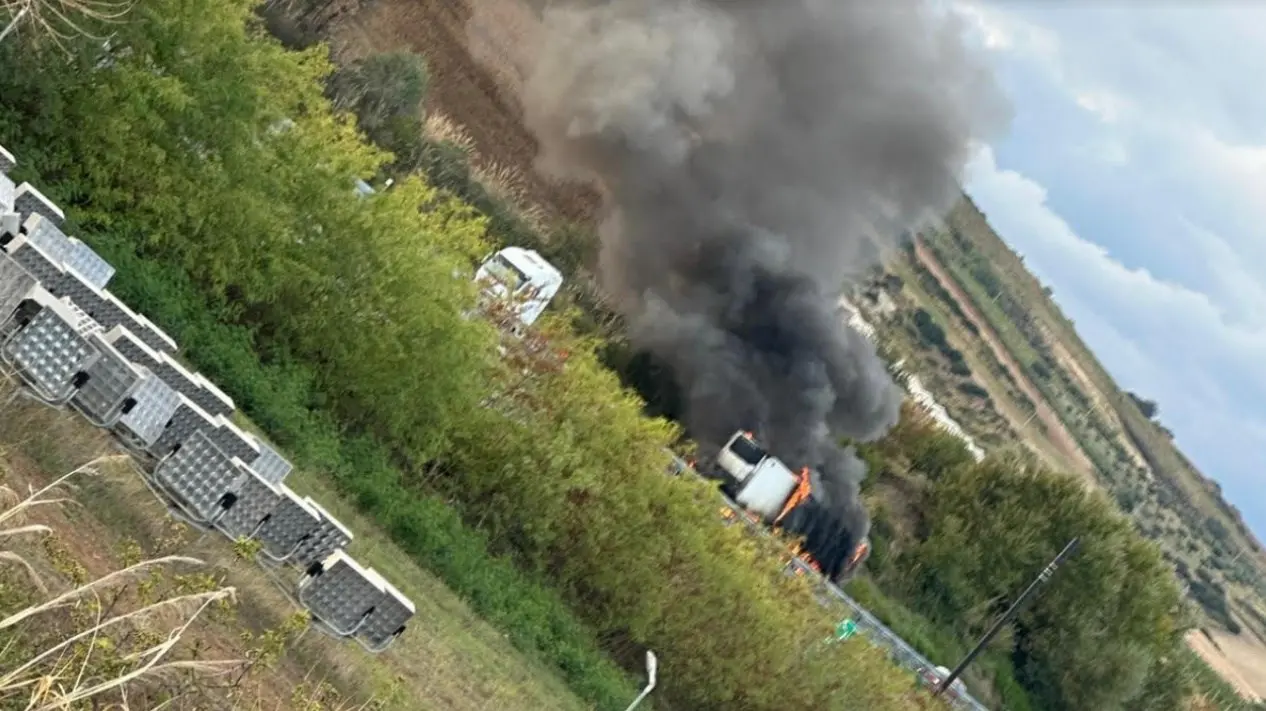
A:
852 408 1266 711
0 1 1254 710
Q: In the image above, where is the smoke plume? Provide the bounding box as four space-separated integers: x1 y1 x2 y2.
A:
516 0 1007 576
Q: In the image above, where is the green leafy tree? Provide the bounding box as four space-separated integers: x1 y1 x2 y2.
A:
903 459 1183 710
0 0 495 462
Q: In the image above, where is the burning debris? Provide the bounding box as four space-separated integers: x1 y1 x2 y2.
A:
515 0 1007 576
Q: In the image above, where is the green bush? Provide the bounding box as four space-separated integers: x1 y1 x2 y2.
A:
956 382 991 400
913 308 948 349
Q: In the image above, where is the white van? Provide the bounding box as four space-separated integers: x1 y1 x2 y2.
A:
474 247 564 328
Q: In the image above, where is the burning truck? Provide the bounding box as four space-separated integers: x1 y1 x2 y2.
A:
515 0 1003 595
707 431 871 583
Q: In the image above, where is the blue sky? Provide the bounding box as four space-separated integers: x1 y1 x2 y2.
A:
947 1 1266 539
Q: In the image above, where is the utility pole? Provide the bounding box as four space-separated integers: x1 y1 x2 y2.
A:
934 537 1080 697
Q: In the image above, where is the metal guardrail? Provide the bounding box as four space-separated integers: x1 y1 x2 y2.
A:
670 453 992 711
788 557 990 711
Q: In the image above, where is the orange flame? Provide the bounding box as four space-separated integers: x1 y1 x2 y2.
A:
786 541 823 575
844 539 871 572
774 468 812 526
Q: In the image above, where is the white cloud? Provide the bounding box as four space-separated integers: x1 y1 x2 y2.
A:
952 2 1132 127
963 147 1222 336
1073 89 1129 124
1183 130 1266 222
950 1 1059 62
963 4 1266 141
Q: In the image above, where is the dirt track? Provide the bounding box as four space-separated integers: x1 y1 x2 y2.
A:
912 238 1095 479
1187 630 1266 702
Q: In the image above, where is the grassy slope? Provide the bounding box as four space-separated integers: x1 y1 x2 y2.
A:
0 377 596 711
883 257 1066 471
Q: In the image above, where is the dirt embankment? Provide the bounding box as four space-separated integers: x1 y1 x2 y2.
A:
328 0 601 226
911 238 1095 479
1187 629 1266 703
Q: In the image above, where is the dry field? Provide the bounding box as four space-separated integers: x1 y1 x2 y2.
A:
0 377 594 711
910 238 1094 480
328 0 601 226
1187 630 1266 703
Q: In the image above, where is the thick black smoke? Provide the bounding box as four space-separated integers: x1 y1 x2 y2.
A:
514 0 1007 576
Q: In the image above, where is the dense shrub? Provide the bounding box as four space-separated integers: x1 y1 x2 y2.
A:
913 308 948 348
78 226 644 711
957 382 991 400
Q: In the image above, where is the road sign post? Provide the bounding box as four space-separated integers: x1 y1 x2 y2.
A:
836 618 857 640
824 618 858 645
624 650 658 711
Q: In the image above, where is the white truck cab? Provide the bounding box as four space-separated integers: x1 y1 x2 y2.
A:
715 431 801 522
475 247 564 328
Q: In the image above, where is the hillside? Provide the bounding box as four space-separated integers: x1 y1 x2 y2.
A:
852 196 1266 700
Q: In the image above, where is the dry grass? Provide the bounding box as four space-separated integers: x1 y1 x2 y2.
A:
422 110 476 155
469 159 548 230
0 0 135 50
420 110 552 233
0 451 246 709
326 0 603 225
0 375 595 711
1186 629 1266 703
